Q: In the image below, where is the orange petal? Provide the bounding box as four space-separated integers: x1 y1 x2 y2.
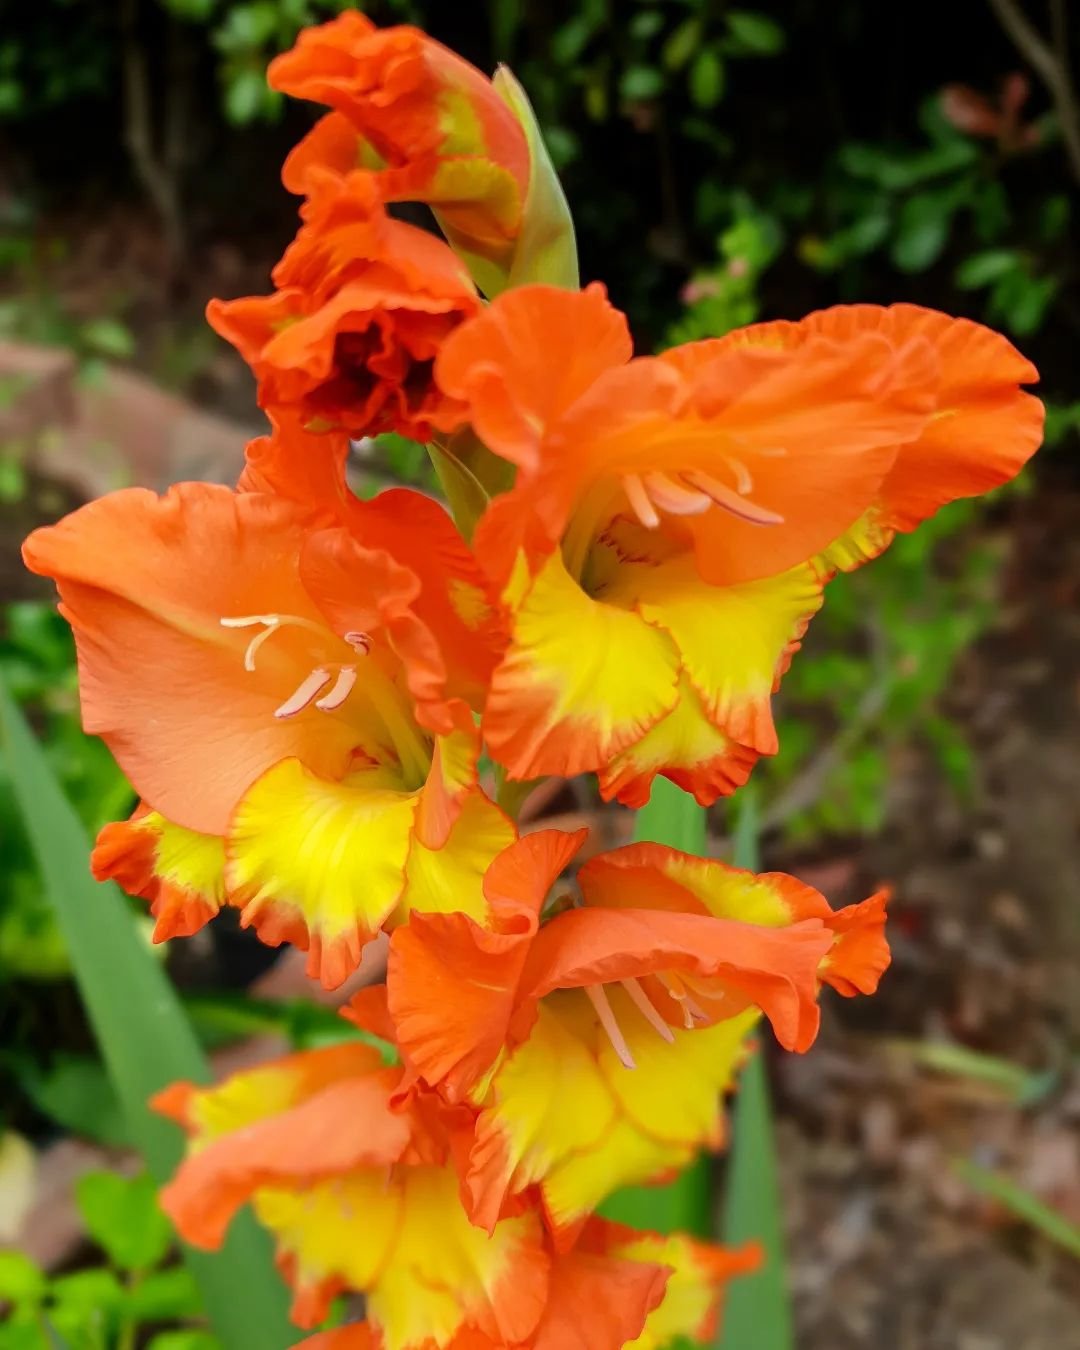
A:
519 907 832 1052
91 805 225 942
281 111 365 196
388 909 536 1104
530 1240 670 1350
666 330 939 584
608 1230 762 1347
344 489 507 716
290 1327 379 1350
151 1041 383 1140
238 419 353 519
580 844 892 998
720 303 1043 542
435 283 633 473
388 830 585 1100
22 484 358 835
159 1071 406 1249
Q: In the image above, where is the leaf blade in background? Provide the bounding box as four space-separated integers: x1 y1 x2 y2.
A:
0 680 294 1349
600 778 711 1239
954 1159 1080 1261
718 787 794 1349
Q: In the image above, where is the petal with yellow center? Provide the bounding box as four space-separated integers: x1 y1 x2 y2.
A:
465 996 618 1234
483 548 680 781
397 790 516 926
597 994 756 1147
628 556 825 756
159 1072 410 1252
151 1042 382 1143
614 1231 762 1349
597 675 760 808
226 758 418 989
367 1170 548 1350
580 845 891 997
256 1171 404 1328
92 806 226 943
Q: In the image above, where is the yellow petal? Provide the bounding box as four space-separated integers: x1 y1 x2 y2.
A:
397 790 516 925
484 548 680 780
227 759 417 988
598 992 756 1146
468 995 617 1231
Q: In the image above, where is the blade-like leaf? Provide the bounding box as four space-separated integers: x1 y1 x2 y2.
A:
0 681 294 1349
954 1158 1080 1260
718 787 793 1349
600 778 710 1238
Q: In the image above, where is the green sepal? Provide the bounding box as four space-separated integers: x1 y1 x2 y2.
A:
427 429 516 541
493 66 579 293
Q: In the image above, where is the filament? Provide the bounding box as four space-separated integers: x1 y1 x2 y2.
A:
585 984 636 1069
621 977 675 1043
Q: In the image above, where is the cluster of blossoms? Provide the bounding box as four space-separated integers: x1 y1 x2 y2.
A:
23 12 1043 1350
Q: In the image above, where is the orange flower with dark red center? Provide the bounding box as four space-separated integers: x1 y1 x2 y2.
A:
380 830 888 1237
269 12 530 290
208 171 480 441
23 443 512 988
436 284 1042 806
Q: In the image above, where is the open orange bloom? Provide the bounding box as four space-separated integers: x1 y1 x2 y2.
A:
23 443 512 987
154 1043 549 1344
382 830 888 1236
208 171 479 441
290 1221 758 1350
269 12 530 291
436 285 1042 805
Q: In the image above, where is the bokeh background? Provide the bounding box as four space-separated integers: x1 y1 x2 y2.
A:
2 2 1079 1348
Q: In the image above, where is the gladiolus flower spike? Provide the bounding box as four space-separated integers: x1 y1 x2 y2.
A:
22 10 1041 1349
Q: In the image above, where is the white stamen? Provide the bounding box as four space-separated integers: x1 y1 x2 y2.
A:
682 471 784 526
621 977 676 1043
585 984 636 1069
622 473 661 529
274 667 333 719
314 665 357 712
643 472 712 516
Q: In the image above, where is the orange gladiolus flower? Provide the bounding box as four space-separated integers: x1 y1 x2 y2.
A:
23 444 512 988
154 1043 549 1344
208 171 480 441
383 831 888 1236
268 12 530 287
436 285 1043 805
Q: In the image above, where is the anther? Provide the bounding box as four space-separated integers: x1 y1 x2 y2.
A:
314 665 357 712
585 984 637 1069
643 472 712 516
621 977 676 1043
681 471 784 526
274 667 333 719
622 473 660 529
